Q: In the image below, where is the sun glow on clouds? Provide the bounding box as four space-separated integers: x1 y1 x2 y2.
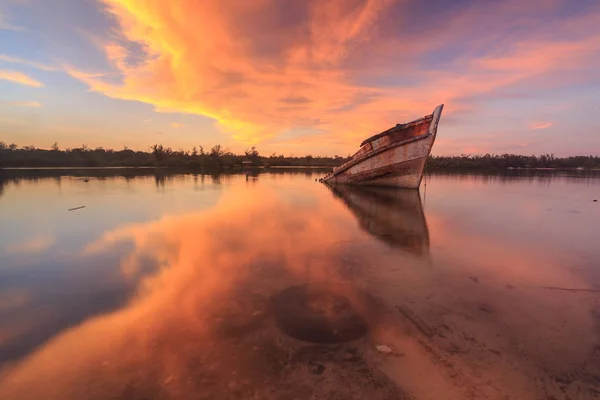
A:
0 54 56 71
0 101 41 107
530 122 554 130
0 70 43 87
4 235 54 255
53 0 600 153
68 0 401 145
170 123 184 128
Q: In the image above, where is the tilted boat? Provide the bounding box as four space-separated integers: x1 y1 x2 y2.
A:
321 104 444 188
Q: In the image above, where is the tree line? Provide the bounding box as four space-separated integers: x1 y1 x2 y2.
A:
0 142 598 170
0 142 348 169
427 154 600 170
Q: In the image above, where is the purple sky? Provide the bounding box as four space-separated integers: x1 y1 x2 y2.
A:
1 0 599 156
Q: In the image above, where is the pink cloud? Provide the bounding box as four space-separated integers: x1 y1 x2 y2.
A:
530 122 554 130
0 70 43 87
0 100 42 107
59 0 600 155
0 54 56 71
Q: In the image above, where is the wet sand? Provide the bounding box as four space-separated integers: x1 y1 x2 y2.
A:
3 252 597 399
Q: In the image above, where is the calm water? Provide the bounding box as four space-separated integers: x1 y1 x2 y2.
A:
0 170 599 399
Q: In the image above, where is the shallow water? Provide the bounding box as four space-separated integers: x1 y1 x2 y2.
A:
0 170 599 399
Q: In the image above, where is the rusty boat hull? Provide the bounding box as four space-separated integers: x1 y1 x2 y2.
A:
322 104 444 189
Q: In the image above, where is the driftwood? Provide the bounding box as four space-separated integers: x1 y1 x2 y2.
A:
541 286 600 293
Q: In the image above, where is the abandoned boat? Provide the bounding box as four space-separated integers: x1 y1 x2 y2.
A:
321 104 444 188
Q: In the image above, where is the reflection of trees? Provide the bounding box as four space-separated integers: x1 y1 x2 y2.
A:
424 170 600 186
0 169 177 193
53 176 62 190
153 172 189 191
0 169 230 196
154 173 166 191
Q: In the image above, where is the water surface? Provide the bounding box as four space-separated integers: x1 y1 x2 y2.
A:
0 170 599 399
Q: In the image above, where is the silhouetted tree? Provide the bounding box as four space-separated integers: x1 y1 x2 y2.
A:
210 144 224 157
152 144 166 165
245 146 260 164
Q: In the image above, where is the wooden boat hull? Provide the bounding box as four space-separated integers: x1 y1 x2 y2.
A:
322 104 443 189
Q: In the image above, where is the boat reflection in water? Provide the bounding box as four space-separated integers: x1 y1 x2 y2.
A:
327 184 430 256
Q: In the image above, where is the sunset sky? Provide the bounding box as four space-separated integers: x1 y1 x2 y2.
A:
1 0 599 156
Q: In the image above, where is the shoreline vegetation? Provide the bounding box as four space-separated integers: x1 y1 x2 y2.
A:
1 142 599 171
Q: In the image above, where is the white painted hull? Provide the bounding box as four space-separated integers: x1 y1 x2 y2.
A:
322 105 443 189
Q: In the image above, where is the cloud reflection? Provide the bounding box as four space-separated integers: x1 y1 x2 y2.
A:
0 173 598 399
0 185 386 399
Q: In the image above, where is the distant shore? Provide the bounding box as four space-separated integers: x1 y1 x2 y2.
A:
3 165 600 172
1 143 599 171
0 165 334 171
1 166 158 170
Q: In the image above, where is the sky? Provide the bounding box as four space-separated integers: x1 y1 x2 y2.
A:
0 0 599 157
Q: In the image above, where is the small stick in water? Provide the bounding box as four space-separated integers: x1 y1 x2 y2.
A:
541 286 600 293
68 206 86 211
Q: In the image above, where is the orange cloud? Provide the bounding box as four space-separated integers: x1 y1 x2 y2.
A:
530 122 553 130
65 0 431 146
0 70 43 87
63 0 600 154
4 235 54 254
0 100 42 107
0 54 56 71
170 122 183 128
